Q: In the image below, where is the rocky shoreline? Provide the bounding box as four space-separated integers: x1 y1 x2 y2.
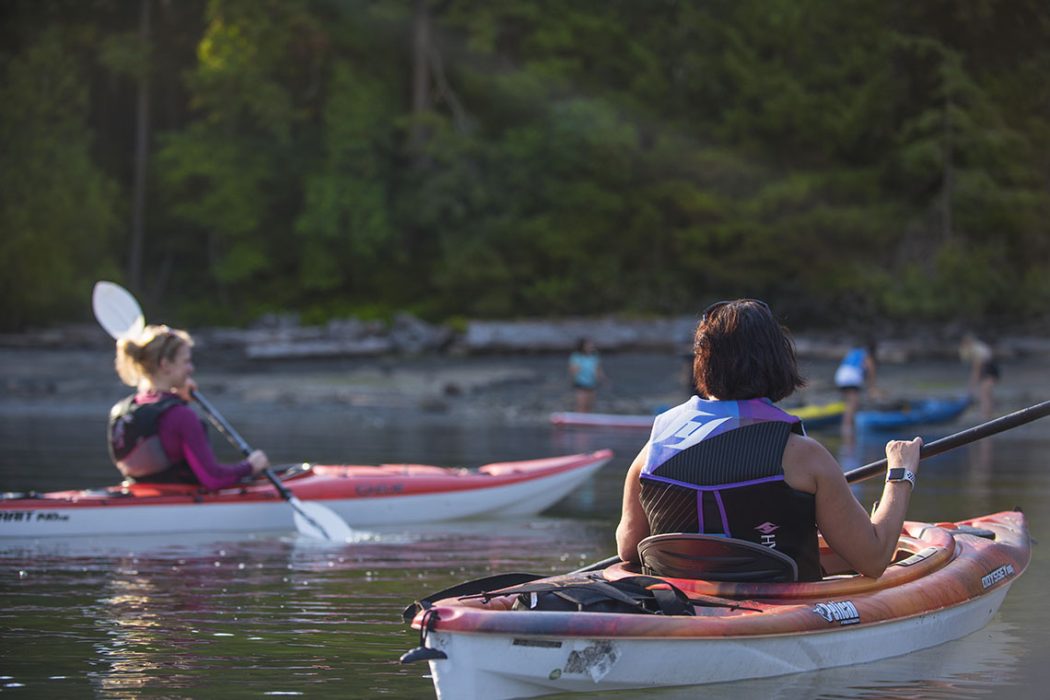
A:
3 315 1049 362
2 314 1047 428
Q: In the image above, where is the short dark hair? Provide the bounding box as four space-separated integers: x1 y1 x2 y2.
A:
692 300 804 402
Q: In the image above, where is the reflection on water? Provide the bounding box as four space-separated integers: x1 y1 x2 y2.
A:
2 400 1049 698
1 518 612 697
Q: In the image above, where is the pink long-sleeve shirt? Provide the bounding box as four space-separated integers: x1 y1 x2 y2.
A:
137 392 252 490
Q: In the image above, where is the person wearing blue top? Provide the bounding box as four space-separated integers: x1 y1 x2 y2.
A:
834 341 879 439
616 300 922 581
568 337 606 413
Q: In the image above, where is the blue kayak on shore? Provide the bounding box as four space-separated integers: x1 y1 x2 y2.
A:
856 396 971 432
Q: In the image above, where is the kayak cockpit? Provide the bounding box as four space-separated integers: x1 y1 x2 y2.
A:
608 521 961 600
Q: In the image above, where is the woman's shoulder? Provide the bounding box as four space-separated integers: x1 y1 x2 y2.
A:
155 400 198 429
783 434 839 474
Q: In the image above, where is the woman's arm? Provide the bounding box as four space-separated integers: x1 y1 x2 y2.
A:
158 405 253 490
784 435 922 579
615 445 652 563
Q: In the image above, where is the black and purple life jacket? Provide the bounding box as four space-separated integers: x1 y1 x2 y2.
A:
640 397 821 581
108 394 195 484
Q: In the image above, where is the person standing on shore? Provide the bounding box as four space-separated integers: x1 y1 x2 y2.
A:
108 324 270 489
960 333 999 419
834 340 880 440
568 337 606 413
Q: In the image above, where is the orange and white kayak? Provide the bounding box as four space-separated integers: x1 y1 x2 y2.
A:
404 510 1030 699
0 450 611 538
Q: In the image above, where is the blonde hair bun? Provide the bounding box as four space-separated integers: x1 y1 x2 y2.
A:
114 325 193 387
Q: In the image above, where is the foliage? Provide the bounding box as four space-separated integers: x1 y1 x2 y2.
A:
1 0 1048 331
0 26 120 329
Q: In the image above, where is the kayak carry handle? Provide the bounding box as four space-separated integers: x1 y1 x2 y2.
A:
401 608 447 664
399 646 448 664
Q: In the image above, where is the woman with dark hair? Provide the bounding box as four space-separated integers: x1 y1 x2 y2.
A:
615 299 921 581
108 324 270 489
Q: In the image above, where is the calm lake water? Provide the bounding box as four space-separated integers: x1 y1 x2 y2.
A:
2 352 1049 698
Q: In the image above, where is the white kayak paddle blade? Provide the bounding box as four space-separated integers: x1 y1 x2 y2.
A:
290 497 355 542
93 281 145 340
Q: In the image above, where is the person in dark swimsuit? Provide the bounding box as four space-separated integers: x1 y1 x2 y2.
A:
960 333 999 419
616 299 922 580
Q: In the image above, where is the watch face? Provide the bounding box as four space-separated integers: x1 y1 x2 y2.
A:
886 467 915 486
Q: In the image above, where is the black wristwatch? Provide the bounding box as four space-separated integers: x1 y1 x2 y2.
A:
886 467 917 489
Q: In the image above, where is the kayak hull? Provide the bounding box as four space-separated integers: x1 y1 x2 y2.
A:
0 450 611 538
424 586 1009 699
551 402 844 431
856 396 971 431
408 511 1029 699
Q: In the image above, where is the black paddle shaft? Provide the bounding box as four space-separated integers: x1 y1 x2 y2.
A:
191 389 253 457
190 390 294 499
844 399 1050 484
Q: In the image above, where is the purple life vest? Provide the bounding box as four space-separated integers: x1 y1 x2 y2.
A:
640 397 821 581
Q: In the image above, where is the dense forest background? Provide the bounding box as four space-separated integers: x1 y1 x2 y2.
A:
2 0 1048 332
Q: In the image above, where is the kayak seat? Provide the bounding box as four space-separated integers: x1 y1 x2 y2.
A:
638 533 799 583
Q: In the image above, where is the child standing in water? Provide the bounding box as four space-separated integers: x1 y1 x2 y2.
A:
568 338 606 413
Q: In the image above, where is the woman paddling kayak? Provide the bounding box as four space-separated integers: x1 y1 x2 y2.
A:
616 299 922 580
108 324 270 489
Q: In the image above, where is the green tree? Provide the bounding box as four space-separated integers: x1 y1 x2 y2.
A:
0 27 120 329
155 0 327 320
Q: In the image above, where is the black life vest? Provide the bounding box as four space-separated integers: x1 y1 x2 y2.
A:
108 394 196 484
641 399 822 581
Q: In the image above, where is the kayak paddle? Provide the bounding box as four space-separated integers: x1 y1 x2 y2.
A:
844 399 1050 483
92 281 145 339
91 280 354 542
191 389 355 541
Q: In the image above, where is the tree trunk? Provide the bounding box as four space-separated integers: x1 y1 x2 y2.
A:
128 0 152 291
409 0 431 154
941 94 953 241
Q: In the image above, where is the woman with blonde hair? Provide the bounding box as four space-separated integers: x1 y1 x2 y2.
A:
109 324 269 489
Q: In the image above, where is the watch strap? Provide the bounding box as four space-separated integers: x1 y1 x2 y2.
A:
886 467 916 489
